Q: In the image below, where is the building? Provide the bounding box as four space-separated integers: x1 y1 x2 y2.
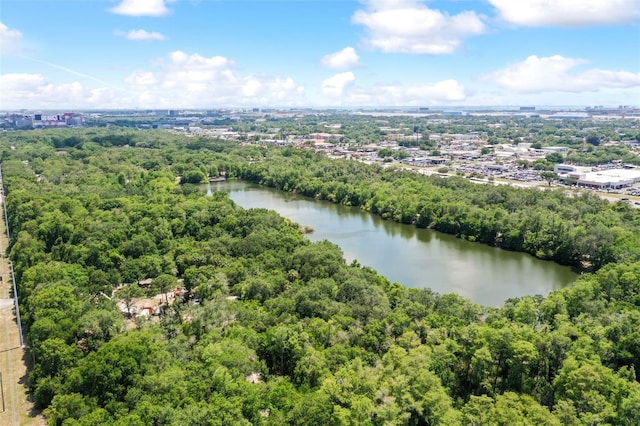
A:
577 169 640 189
547 113 589 120
33 114 66 128
12 115 33 128
553 164 592 174
62 113 83 126
308 133 343 142
554 164 640 189
401 157 446 166
540 146 569 153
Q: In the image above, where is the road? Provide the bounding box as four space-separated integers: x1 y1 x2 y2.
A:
408 164 640 207
0 172 41 425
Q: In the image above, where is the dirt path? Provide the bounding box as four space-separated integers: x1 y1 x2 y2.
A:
0 172 43 425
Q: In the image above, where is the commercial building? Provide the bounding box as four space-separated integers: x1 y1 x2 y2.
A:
553 164 592 174
577 169 640 189
554 164 640 189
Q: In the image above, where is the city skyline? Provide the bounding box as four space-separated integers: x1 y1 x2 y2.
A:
1 0 639 110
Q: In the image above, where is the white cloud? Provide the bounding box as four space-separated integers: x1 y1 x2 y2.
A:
268 77 305 101
321 72 356 96
110 0 171 17
0 73 119 109
372 79 466 103
242 78 262 97
0 22 24 55
124 70 157 86
318 71 465 105
340 79 466 106
0 50 306 109
168 50 233 69
352 0 485 54
488 0 640 26
114 29 166 41
486 55 640 93
124 51 305 107
321 47 360 69
0 73 45 92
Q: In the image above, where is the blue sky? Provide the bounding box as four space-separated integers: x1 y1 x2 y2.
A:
1 0 639 109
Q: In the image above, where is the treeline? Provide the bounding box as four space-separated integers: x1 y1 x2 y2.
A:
235 149 640 271
0 130 639 425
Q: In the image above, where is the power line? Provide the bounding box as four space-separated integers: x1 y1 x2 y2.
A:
0 165 23 348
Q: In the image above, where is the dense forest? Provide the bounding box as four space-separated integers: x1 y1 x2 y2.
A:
0 129 639 425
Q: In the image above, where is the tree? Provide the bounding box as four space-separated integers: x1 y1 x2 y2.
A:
540 171 558 186
181 169 206 184
287 391 334 425
545 152 564 163
585 133 600 146
150 274 178 302
377 148 393 158
117 285 144 317
71 330 164 407
44 392 104 425
6 126 640 422
289 241 344 282
393 150 409 160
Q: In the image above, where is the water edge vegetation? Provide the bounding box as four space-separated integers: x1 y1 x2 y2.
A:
0 128 639 425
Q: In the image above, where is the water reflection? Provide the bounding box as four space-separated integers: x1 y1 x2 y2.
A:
206 181 577 307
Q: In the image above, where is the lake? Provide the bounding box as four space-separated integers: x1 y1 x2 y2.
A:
208 180 578 307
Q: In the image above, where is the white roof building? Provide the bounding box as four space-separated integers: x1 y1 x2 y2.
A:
578 169 640 189
554 164 593 174
570 168 640 189
554 164 640 189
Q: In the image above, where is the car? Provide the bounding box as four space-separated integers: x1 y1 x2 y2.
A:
621 198 629 201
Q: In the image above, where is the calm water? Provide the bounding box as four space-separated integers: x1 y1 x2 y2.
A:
208 181 578 307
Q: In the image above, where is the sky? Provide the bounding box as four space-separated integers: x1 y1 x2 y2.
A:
0 0 639 110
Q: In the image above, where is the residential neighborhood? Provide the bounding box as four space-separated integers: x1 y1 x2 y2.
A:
3 106 640 202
